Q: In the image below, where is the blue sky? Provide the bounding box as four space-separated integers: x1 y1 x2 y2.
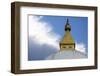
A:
28 15 88 60
41 15 88 49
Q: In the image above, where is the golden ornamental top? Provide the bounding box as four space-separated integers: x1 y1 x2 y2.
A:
65 19 71 31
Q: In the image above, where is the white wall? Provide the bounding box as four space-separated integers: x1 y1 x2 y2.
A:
0 0 100 76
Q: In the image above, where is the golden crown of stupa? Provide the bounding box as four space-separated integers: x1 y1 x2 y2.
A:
60 19 75 51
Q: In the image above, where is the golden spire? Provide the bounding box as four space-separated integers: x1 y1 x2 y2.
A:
65 19 71 31
60 19 75 51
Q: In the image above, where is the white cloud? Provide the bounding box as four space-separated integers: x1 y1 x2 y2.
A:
29 15 60 50
75 42 86 53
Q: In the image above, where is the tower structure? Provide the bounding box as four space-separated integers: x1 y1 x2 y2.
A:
60 19 75 50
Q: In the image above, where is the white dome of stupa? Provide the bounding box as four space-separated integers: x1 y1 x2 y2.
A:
46 50 87 60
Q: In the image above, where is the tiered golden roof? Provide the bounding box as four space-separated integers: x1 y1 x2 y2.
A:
60 31 75 44
60 19 75 50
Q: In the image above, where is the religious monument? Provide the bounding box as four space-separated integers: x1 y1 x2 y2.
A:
46 18 87 60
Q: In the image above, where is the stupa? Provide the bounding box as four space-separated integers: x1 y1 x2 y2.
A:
46 19 87 60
